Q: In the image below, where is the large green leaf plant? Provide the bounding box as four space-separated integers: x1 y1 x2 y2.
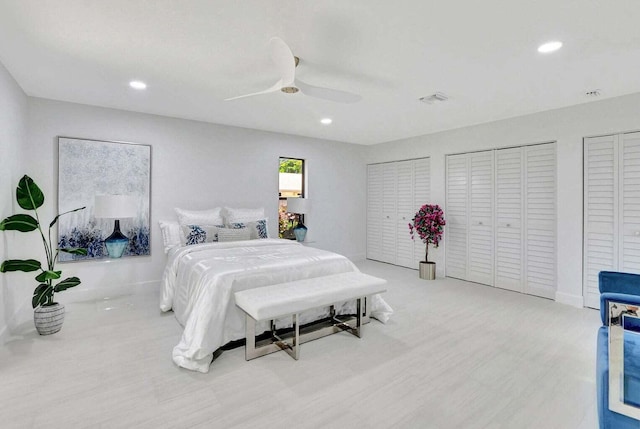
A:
0 175 87 308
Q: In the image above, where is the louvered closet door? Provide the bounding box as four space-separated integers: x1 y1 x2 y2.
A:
468 151 494 285
495 147 524 292
620 132 640 275
413 158 430 266
446 154 469 279
524 143 556 299
583 135 617 308
381 162 397 264
396 160 415 268
366 164 384 262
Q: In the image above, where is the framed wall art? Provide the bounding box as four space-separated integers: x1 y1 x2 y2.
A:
57 137 151 261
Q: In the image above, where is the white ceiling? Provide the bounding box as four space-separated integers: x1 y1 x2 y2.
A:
1 0 639 145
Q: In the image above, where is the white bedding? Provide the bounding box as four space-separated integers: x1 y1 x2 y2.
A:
160 239 393 373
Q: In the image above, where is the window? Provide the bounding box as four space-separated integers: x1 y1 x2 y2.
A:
278 157 305 239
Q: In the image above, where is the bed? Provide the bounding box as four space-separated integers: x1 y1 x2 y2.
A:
160 238 393 373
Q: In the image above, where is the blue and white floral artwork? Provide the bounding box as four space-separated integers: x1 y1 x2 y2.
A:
57 137 151 261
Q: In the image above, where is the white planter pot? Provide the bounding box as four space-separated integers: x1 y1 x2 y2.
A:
34 303 65 335
419 261 436 280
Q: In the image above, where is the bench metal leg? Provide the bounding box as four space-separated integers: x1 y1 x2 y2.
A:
288 313 299 360
245 314 300 361
362 295 371 324
331 298 362 338
245 314 257 361
244 297 367 361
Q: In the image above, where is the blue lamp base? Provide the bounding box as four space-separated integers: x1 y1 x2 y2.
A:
105 220 129 258
293 223 307 242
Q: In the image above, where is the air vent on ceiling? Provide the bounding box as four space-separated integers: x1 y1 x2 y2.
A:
419 92 449 104
585 89 601 97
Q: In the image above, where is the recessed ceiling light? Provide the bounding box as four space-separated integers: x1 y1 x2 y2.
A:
129 80 147 90
537 41 563 53
320 118 332 125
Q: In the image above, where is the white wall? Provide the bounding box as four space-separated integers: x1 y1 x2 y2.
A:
0 61 28 341
11 97 366 325
366 92 640 307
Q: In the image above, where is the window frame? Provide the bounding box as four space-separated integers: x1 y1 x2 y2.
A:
278 157 306 239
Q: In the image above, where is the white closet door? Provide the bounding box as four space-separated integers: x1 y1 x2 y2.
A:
381 162 397 264
468 151 495 285
396 160 415 268
413 158 430 266
495 147 524 292
446 154 469 279
620 132 640 274
583 135 618 309
366 164 384 262
524 143 556 299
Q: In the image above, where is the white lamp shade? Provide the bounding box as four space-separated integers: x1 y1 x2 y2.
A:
94 195 138 219
286 197 310 214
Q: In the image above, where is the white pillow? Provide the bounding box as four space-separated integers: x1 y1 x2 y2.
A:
228 218 269 239
175 207 223 226
223 207 265 224
159 220 183 254
217 227 251 242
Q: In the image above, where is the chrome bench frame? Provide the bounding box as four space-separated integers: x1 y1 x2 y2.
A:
244 296 370 361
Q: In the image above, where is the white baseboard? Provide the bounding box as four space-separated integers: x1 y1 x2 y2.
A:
0 280 161 344
347 253 366 262
555 291 584 308
64 280 160 302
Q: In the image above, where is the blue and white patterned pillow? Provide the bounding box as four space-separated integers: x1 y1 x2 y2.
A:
182 224 224 245
230 219 268 239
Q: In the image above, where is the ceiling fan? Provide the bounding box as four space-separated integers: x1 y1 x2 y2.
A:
225 37 362 104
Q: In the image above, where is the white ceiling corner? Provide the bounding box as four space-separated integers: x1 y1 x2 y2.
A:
0 0 639 145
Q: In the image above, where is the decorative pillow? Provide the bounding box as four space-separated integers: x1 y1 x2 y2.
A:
223 207 265 224
217 226 251 242
175 207 223 226
159 220 183 254
229 219 268 239
181 224 224 245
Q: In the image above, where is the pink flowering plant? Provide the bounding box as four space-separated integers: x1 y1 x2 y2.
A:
408 204 446 263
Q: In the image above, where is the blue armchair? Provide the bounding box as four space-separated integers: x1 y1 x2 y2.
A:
597 271 640 428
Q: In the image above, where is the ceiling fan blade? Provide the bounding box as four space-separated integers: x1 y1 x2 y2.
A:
224 80 282 101
270 37 296 85
296 79 362 104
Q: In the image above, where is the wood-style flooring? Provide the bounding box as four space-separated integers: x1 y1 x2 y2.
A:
0 260 600 428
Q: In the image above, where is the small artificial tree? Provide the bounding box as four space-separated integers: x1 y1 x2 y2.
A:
0 175 87 308
408 204 446 263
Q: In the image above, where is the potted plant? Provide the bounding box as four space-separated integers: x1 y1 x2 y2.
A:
0 175 87 335
408 204 446 280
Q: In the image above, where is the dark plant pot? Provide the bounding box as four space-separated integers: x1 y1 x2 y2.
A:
34 303 65 335
419 261 436 280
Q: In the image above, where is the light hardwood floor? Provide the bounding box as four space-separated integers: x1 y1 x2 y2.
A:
0 260 600 428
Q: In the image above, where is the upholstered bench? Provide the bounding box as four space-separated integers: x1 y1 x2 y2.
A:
234 271 387 361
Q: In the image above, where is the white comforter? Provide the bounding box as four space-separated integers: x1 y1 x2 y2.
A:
160 239 393 373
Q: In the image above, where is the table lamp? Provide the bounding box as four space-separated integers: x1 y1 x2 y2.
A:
94 195 138 258
286 197 310 242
